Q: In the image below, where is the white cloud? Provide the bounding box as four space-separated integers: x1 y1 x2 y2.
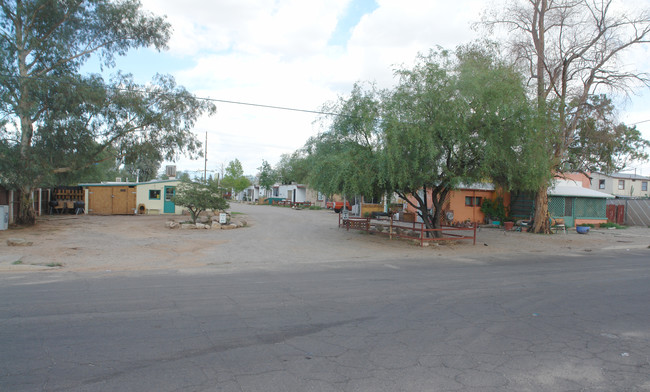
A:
135 0 649 176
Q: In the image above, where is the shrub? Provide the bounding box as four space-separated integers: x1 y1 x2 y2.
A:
172 179 230 224
599 222 626 229
480 197 508 223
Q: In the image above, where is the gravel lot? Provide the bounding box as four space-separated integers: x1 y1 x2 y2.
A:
1 202 648 274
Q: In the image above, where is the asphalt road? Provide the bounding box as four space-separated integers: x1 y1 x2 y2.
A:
1 248 649 391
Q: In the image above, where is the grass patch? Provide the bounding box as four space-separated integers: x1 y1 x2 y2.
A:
308 205 323 210
599 222 626 229
12 260 23 265
230 212 245 215
46 262 63 268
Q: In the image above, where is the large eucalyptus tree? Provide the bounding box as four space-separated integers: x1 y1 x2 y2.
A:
0 1 215 224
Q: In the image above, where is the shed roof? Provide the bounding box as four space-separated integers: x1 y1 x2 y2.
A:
549 185 614 199
79 179 180 187
456 182 495 191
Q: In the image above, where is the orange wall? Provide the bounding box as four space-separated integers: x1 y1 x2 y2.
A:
405 188 510 224
575 218 608 226
557 172 591 188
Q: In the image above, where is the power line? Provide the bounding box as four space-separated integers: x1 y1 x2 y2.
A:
0 72 342 117
630 119 650 126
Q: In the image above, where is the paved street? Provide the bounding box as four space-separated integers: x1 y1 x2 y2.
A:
1 247 649 391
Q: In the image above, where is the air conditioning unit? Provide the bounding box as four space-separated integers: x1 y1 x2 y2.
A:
166 165 177 178
115 177 122 182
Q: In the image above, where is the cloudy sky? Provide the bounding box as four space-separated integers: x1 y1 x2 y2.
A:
111 0 650 177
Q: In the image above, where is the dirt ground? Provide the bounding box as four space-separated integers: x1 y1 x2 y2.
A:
1 203 648 275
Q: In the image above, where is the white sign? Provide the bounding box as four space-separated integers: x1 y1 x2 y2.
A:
341 210 349 220
219 213 227 224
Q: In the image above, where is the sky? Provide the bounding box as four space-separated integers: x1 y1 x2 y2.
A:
105 0 650 178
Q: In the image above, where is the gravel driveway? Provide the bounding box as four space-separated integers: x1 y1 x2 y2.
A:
0 203 648 274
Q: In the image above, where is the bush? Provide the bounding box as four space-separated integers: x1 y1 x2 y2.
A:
599 222 626 229
172 179 230 224
480 197 508 223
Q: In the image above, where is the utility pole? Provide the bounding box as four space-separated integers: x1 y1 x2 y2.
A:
204 131 208 183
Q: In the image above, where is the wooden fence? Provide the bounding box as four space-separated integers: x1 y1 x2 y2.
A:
607 199 650 227
339 214 476 247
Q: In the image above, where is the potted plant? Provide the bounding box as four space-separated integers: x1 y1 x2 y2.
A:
481 197 507 226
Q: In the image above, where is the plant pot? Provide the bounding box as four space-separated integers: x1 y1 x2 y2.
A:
504 221 514 231
576 226 590 234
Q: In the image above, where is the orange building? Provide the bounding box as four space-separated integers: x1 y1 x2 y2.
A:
405 183 510 225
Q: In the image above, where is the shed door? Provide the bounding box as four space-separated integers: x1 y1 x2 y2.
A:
89 187 112 215
164 186 176 213
563 198 574 226
112 187 130 214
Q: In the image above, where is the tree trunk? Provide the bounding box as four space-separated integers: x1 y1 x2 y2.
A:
532 184 550 234
16 187 36 225
418 204 442 239
417 188 446 239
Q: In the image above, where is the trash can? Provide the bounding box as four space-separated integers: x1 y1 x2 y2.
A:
0 205 8 230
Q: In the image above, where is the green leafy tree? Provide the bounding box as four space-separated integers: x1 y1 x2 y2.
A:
481 0 650 233
565 95 650 174
275 152 310 185
306 46 539 237
221 159 251 195
121 142 163 183
0 1 215 225
257 160 277 197
305 82 383 200
383 47 538 237
172 178 229 224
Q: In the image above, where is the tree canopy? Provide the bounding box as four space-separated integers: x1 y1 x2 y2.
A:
257 159 277 194
221 159 251 195
481 0 650 232
305 46 540 236
0 0 215 224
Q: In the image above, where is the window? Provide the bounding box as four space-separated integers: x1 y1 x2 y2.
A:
474 197 482 207
364 196 381 204
149 189 161 200
465 196 482 207
643 182 648 192
317 192 324 201
465 196 473 206
165 187 175 201
599 179 605 189
618 180 625 190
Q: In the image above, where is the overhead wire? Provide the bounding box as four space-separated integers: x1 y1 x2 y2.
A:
0 72 343 117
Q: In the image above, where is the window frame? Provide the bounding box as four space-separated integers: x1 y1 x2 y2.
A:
618 179 625 190
599 179 605 189
149 189 161 200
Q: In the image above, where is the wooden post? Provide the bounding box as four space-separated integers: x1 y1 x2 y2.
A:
420 222 424 247
473 223 477 246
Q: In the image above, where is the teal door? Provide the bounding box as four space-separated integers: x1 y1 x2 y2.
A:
164 186 176 213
